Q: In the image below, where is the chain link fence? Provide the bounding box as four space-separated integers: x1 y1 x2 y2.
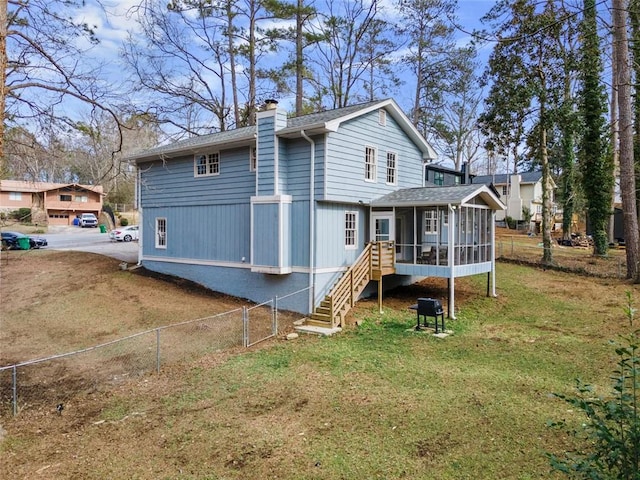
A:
0 287 311 417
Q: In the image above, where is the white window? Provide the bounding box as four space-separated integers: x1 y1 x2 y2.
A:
434 171 444 186
250 147 257 172
365 146 377 182
9 192 21 201
75 195 88 203
386 152 397 185
345 211 357 248
378 109 387 126
424 210 437 234
156 217 167 249
194 152 220 177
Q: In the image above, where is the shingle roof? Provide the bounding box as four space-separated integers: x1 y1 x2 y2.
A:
472 171 542 185
284 101 383 130
132 126 256 159
371 184 505 210
128 99 437 162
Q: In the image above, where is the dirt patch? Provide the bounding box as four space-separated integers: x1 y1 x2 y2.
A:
0 250 299 418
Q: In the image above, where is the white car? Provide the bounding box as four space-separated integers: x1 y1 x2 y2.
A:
109 225 139 242
79 213 98 228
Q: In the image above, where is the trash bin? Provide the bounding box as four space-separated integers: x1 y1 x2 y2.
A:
17 237 30 250
99 224 107 234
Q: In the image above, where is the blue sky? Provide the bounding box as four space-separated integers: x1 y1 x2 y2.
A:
76 0 497 98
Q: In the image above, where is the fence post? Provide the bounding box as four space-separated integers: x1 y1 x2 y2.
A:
156 329 161 374
511 237 514 256
242 307 249 347
12 366 17 416
273 297 278 336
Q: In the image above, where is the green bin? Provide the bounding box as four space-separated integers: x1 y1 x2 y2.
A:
99 224 107 233
17 237 30 250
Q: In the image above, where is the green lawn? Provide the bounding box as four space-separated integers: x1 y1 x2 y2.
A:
4 262 638 479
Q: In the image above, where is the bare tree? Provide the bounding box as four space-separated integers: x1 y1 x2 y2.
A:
310 0 395 108
1 0 124 174
431 48 484 170
124 0 233 134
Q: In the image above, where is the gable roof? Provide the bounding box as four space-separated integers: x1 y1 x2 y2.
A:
129 99 437 163
472 171 543 185
0 180 104 194
370 184 505 210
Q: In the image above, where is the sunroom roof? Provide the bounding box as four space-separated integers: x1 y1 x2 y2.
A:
371 184 505 210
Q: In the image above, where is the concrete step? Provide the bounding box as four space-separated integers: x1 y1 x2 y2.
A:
294 324 342 336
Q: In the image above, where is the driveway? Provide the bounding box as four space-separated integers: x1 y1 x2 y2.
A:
45 225 139 264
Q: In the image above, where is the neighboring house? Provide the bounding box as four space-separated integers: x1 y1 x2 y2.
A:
472 172 556 231
424 163 471 187
0 180 103 225
129 99 505 326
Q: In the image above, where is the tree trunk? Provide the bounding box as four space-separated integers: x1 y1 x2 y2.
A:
0 0 6 174
295 0 304 115
609 36 619 244
538 64 554 265
560 75 575 241
247 0 257 125
226 1 240 127
613 0 640 279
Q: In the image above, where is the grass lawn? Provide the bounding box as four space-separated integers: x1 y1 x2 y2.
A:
2 256 639 479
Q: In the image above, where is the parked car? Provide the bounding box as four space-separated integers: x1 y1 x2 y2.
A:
79 213 98 228
29 235 48 248
1 231 37 249
109 225 139 242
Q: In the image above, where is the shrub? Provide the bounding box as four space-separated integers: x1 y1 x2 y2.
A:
10 208 31 223
120 217 129 226
548 292 640 479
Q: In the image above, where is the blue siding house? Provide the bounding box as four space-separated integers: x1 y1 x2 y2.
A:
130 99 504 327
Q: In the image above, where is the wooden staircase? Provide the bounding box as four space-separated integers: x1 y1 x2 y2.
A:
306 241 395 329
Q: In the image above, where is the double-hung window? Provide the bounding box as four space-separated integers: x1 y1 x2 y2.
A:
9 192 21 201
386 152 397 185
345 212 357 249
424 210 437 234
156 217 167 249
250 147 257 172
194 152 220 177
434 171 444 186
364 146 377 182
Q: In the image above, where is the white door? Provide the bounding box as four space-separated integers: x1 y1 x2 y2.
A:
371 212 394 243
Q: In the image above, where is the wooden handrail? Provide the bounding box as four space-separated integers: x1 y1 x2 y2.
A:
324 241 395 327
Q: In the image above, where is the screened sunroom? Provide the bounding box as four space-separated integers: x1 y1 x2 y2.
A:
369 184 505 317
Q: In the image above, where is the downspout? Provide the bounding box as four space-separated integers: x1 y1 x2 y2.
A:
136 166 143 266
301 130 315 313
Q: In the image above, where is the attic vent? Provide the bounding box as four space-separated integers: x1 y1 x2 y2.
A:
378 109 387 126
